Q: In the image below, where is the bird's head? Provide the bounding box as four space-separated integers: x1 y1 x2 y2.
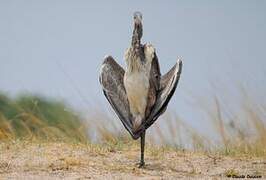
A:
133 11 142 26
133 11 143 40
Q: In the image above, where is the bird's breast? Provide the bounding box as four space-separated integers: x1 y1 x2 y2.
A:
124 70 150 119
123 43 155 125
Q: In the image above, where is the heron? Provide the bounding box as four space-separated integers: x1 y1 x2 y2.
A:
99 12 182 167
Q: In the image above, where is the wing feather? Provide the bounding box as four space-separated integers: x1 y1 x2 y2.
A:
99 56 139 139
145 53 161 119
134 58 183 137
152 59 182 121
100 55 182 140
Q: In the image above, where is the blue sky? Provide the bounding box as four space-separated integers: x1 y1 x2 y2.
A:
0 1 266 137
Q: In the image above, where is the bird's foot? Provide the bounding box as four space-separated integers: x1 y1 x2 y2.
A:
138 161 145 168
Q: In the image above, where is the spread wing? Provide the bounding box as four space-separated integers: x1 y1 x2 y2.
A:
148 58 183 127
99 56 140 139
100 55 182 140
145 53 161 119
134 58 183 137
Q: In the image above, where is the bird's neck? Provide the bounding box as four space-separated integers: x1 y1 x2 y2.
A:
131 30 140 49
131 22 142 54
126 22 145 73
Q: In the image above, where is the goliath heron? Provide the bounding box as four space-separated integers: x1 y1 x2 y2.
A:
99 12 182 167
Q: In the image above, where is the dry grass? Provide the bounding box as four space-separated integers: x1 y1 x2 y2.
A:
0 88 265 178
0 141 265 179
0 87 266 158
84 91 266 158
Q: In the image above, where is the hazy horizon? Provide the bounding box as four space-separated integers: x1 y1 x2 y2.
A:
1 1 266 137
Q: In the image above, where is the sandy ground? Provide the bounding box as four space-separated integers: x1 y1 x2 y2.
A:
0 141 265 179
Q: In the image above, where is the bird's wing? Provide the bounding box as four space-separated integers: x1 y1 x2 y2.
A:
147 58 182 128
150 53 161 92
134 58 183 137
145 53 161 119
99 56 139 139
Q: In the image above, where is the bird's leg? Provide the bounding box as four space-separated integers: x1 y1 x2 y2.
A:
138 130 146 168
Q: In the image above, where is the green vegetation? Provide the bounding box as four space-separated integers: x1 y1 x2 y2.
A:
0 93 87 142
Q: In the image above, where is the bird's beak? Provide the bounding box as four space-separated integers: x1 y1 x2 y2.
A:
133 12 142 28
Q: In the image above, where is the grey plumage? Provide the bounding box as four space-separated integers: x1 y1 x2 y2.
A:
99 54 182 139
99 12 182 167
